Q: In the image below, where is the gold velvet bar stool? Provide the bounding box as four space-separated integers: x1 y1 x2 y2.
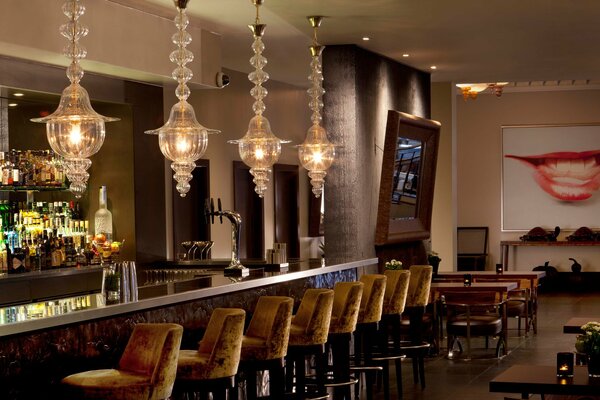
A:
285 288 334 400
239 296 293 400
371 269 410 400
61 323 184 400
325 281 364 400
351 274 387 400
399 265 433 389
174 308 246 400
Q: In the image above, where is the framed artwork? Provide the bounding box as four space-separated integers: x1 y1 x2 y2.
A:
501 124 600 231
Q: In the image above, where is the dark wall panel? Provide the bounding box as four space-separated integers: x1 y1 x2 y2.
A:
322 45 430 262
233 161 264 259
274 164 300 259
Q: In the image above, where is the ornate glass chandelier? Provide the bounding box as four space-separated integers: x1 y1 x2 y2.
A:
31 0 119 198
146 0 218 198
229 0 289 198
297 16 336 198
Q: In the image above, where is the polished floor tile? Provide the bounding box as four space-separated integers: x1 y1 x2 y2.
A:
360 292 600 400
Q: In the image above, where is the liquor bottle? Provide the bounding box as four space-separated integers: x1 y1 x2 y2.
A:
94 186 113 243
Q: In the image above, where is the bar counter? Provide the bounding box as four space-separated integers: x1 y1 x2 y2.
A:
0 257 377 399
0 257 376 337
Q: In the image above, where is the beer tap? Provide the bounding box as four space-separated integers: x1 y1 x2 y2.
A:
205 198 248 276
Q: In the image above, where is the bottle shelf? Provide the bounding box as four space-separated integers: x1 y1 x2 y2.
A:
0 185 68 192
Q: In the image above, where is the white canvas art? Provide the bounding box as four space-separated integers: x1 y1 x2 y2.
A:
502 125 600 231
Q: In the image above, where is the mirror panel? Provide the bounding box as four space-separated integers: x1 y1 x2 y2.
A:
375 111 440 244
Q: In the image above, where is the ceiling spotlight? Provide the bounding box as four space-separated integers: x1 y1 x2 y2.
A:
402 54 410 58
13 93 24 97
8 103 17 107
430 65 437 70
362 36 370 41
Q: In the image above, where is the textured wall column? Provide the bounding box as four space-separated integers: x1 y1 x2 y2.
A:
322 45 430 262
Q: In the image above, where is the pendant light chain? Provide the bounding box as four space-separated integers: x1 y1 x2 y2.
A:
61 0 88 86
308 24 324 126
249 4 268 116
171 7 193 103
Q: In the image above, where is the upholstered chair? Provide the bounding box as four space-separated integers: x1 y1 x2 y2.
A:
240 296 293 400
373 269 411 400
400 264 434 389
327 281 364 400
286 288 334 398
62 323 183 400
352 274 387 400
175 308 246 398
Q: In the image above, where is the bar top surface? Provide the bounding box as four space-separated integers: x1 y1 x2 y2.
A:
0 257 377 338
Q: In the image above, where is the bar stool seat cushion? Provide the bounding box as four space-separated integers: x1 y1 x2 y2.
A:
176 308 246 382
329 281 364 334
62 369 152 399
358 274 387 324
241 296 293 361
62 323 183 400
289 289 334 346
383 270 410 315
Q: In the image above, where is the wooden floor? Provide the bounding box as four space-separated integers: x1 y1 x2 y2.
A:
357 292 600 400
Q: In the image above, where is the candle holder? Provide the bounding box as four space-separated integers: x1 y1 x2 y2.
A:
557 352 574 377
463 274 472 287
496 263 504 274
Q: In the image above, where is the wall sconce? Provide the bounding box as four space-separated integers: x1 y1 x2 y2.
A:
456 82 509 100
463 274 472 287
31 0 119 198
496 263 504 274
146 0 218 198
557 352 574 377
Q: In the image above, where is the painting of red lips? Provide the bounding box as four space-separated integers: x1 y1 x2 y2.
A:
502 125 600 231
505 150 600 201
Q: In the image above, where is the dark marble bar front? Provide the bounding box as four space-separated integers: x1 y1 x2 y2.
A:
0 257 376 399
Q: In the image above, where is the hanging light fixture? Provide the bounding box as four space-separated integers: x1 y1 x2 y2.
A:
228 0 289 198
297 16 336 198
146 0 219 198
31 0 119 198
456 82 509 100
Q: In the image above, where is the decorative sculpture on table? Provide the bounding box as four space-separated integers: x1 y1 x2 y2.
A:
519 226 560 242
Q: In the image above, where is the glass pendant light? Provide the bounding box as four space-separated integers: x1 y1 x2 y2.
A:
31 0 119 198
297 16 336 198
146 0 219 198
228 0 289 198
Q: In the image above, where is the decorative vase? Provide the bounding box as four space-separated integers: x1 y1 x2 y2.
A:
588 354 600 377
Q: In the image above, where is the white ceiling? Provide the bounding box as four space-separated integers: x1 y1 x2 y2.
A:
110 0 600 88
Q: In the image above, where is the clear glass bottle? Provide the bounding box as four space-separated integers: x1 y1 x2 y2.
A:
94 186 113 243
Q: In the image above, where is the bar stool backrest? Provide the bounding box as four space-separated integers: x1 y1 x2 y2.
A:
118 323 183 400
407 265 433 308
198 308 246 378
246 296 294 359
292 289 334 345
358 274 387 324
330 281 364 334
383 270 410 315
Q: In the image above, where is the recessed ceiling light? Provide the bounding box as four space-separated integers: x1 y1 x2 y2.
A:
430 65 437 70
8 103 18 107
13 93 24 97
402 54 410 58
362 37 370 41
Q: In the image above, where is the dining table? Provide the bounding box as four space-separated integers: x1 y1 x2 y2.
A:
563 317 600 334
430 281 517 356
435 270 544 334
489 365 600 397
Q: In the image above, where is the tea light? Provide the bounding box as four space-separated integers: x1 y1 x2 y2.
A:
496 263 504 274
463 274 472 287
557 352 574 377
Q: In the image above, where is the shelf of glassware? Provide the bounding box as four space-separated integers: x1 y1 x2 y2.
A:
0 292 104 325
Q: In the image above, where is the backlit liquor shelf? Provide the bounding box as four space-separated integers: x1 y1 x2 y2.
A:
0 257 377 337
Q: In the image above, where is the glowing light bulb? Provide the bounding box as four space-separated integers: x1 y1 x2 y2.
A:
312 151 323 164
255 148 264 160
176 137 189 153
69 120 82 145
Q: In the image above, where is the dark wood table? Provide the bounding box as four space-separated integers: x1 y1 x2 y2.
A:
490 365 600 397
563 317 600 334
